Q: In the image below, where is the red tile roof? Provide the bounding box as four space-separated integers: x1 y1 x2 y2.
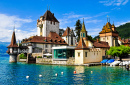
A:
7 31 18 48
93 41 110 48
62 27 70 37
75 38 89 50
22 32 67 45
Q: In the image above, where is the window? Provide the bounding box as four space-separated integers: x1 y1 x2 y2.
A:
83 33 85 37
45 44 48 48
85 52 87 57
78 52 80 57
45 49 47 53
81 33 82 37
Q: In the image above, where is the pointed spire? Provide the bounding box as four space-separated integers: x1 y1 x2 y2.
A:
107 15 109 22
81 18 86 32
7 29 18 48
13 25 15 32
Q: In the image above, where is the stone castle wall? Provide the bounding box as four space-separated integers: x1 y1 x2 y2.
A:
36 57 75 65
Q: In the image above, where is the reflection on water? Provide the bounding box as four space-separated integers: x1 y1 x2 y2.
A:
0 56 130 85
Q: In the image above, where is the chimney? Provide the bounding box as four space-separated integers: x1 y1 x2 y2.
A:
96 39 99 42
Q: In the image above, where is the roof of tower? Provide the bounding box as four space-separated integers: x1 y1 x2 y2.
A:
99 22 118 34
80 19 86 32
62 27 70 37
42 10 59 22
75 38 89 50
7 31 18 48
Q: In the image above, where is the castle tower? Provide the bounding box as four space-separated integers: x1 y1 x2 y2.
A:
99 20 119 47
7 30 18 62
37 10 59 37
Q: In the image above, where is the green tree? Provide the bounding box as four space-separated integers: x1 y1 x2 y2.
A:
93 35 100 40
87 35 94 41
19 53 27 59
74 19 82 42
107 45 130 61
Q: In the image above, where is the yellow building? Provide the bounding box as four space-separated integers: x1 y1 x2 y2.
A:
99 21 119 47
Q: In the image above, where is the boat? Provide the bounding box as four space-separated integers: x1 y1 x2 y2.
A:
110 61 121 66
106 59 115 65
100 59 109 64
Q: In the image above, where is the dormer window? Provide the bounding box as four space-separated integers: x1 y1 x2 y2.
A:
55 40 57 42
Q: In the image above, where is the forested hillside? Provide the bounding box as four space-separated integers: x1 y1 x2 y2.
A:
116 22 130 39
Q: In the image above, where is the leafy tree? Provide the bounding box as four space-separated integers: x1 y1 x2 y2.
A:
93 35 100 40
87 35 94 41
107 45 130 61
74 19 82 42
19 53 27 59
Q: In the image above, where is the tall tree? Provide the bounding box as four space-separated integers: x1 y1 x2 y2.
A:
107 45 130 61
74 19 82 42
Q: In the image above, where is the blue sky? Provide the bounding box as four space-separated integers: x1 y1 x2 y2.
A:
0 0 129 42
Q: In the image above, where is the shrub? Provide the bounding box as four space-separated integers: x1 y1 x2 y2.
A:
19 53 27 59
37 56 42 58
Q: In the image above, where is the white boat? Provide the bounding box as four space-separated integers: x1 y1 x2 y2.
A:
119 61 130 66
110 61 121 66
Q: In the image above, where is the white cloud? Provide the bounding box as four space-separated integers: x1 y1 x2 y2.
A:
85 20 102 23
0 13 36 42
122 0 129 5
116 21 130 27
94 12 109 17
99 0 129 6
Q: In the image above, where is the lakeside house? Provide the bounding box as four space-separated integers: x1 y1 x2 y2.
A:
6 10 129 64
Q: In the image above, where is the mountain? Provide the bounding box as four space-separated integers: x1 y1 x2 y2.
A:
116 22 130 39
0 42 10 56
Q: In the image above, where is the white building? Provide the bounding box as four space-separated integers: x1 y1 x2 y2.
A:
62 27 76 46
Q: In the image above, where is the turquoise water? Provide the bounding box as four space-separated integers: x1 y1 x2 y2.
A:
0 56 130 85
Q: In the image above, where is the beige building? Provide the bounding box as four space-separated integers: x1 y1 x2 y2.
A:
75 20 110 65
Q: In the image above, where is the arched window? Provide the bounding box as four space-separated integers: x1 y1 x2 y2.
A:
83 33 85 37
81 33 82 37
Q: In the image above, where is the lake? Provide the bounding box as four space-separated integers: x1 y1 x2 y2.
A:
0 56 130 85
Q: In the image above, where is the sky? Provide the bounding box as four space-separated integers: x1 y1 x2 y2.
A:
0 0 130 42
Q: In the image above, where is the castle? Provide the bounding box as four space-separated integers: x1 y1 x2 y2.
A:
7 10 124 64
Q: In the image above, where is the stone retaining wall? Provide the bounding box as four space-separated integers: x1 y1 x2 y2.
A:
36 58 52 64
19 59 27 62
32 53 42 58
36 57 75 65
